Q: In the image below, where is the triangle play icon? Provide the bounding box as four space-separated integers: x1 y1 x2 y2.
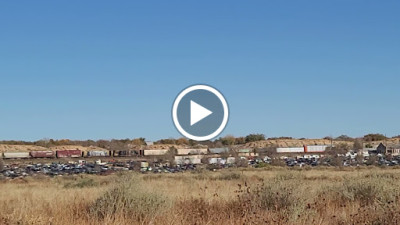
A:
190 100 213 126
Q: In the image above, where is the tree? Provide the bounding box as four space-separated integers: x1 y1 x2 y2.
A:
110 139 129 151
270 158 286 167
355 154 364 165
353 139 363 150
366 155 378 166
365 143 373 148
214 141 223 148
162 147 177 163
131 138 146 146
363 134 386 142
245 134 265 143
157 139 176 145
0 158 3 172
234 137 246 145
220 135 236 146
236 158 248 167
188 139 197 146
325 143 349 155
258 145 278 157
96 140 109 149
176 138 189 145
335 135 354 141
267 137 293 140
330 156 345 167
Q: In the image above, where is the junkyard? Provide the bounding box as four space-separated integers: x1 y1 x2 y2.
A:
1 136 400 225
2 166 400 225
3 149 400 179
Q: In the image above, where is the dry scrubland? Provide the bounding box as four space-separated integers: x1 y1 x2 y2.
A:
2 168 400 224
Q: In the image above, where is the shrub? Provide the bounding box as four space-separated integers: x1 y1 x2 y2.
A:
216 172 241 180
270 159 286 167
235 172 306 222
64 178 98 188
256 183 297 210
255 162 269 168
89 175 171 222
364 133 387 142
245 134 265 143
319 174 400 207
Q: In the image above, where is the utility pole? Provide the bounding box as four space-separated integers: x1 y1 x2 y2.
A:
385 133 387 154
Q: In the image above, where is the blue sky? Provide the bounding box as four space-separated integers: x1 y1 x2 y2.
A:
0 1 399 141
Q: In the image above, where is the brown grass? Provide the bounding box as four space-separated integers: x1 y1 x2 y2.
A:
2 167 400 224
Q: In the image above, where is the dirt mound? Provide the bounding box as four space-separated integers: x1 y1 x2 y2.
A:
244 138 400 148
0 144 109 153
370 138 400 147
49 145 108 152
138 144 208 150
0 144 48 153
244 139 352 148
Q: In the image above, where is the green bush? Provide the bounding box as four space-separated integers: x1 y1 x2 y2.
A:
245 134 265 143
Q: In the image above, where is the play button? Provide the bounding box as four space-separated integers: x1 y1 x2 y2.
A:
190 100 212 126
172 85 229 141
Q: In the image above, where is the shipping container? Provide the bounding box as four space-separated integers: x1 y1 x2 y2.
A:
177 148 208 155
209 148 230 154
30 151 55 158
304 145 327 153
238 149 252 153
3 152 30 159
143 149 169 156
56 150 82 158
276 147 305 153
87 150 110 157
112 150 138 157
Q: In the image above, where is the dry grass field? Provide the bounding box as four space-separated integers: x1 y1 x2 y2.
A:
2 167 400 225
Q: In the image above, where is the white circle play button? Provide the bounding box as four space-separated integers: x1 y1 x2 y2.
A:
172 85 229 141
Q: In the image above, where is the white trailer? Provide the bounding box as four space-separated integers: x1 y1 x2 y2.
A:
276 147 304 153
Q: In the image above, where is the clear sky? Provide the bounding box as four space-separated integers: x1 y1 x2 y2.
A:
1 1 399 141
